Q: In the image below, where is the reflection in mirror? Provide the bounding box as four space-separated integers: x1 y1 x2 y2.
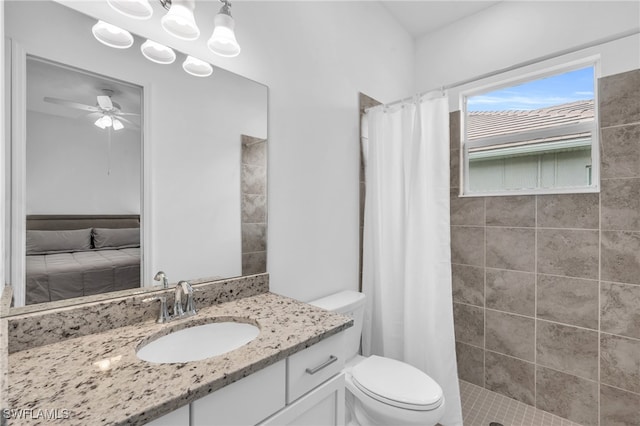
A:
25 57 142 306
4 0 268 313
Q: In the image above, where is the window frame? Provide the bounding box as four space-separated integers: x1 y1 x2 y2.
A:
459 57 601 197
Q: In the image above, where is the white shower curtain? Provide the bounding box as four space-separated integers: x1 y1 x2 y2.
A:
361 94 463 426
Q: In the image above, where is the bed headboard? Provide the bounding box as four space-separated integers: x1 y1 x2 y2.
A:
26 215 140 230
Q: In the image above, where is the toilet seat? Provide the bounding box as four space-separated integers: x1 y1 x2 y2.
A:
350 355 443 411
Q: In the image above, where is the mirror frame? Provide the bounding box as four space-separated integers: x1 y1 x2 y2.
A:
8 40 153 308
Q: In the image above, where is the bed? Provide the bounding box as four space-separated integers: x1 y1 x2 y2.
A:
25 215 141 305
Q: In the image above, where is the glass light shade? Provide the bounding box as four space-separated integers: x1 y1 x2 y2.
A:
141 40 176 64
92 20 134 49
207 13 240 57
112 119 125 131
107 0 153 20
161 0 200 41
182 56 213 77
95 115 113 129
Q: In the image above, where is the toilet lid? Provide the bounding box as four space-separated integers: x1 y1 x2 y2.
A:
351 355 443 411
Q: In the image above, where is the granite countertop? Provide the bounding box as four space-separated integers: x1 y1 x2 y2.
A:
8 292 352 425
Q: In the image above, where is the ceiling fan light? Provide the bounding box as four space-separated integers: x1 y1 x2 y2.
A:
95 115 113 129
207 9 240 57
112 118 125 131
161 0 200 41
92 20 134 49
182 56 213 77
106 0 153 20
141 39 176 64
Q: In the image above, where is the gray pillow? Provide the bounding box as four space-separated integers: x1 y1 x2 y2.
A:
92 227 140 249
26 228 92 255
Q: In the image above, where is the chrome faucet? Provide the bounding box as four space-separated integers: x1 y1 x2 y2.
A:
145 280 197 323
154 271 169 288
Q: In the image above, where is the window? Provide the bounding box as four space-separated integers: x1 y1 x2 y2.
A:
461 62 599 196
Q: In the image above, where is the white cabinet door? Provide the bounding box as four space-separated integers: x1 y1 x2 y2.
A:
146 404 189 426
191 360 286 426
259 373 345 426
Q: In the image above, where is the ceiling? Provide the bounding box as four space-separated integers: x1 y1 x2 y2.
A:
380 1 502 38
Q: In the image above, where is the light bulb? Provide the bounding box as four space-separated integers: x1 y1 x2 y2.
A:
182 56 213 77
207 7 240 57
161 0 200 41
107 0 153 20
140 40 176 64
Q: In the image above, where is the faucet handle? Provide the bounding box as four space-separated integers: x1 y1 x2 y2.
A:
143 296 170 324
179 280 197 316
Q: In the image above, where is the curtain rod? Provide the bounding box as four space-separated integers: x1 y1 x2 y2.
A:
366 28 640 112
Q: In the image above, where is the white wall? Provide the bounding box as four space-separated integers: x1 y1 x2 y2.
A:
54 0 415 301
26 111 141 214
414 1 640 103
4 0 268 288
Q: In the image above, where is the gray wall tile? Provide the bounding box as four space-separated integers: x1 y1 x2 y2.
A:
486 310 534 361
601 231 640 285
601 281 640 339
486 269 535 316
537 229 599 279
451 149 460 189
450 111 461 152
241 164 267 195
241 194 267 223
451 226 484 266
453 302 484 347
536 320 598 380
599 69 640 128
456 341 484 387
536 366 598 426
537 193 599 229
451 194 484 226
485 351 535 405
242 252 266 275
452 264 484 306
486 196 535 227
241 137 266 166
486 227 535 272
600 333 640 393
601 124 640 179
601 178 640 231
242 223 267 252
537 274 599 330
600 384 640 426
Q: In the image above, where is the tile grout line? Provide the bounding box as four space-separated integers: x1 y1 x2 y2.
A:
534 194 538 410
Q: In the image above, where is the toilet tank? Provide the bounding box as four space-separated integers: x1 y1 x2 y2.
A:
309 291 366 360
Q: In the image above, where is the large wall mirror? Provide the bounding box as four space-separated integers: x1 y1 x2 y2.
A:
4 0 268 312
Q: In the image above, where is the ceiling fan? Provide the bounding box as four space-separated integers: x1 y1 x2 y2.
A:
43 89 139 131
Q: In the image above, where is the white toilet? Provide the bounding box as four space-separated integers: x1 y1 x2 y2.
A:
310 291 445 426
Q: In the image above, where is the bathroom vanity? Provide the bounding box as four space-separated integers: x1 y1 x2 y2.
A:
5 275 352 425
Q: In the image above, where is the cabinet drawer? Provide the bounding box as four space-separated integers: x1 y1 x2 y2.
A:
287 331 345 403
192 359 286 426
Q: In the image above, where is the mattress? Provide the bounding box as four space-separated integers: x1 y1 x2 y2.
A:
25 248 141 305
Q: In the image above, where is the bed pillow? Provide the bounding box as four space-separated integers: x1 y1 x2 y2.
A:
26 228 92 255
92 227 140 249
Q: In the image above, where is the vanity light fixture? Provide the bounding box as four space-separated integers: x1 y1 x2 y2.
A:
92 20 134 49
182 55 213 77
207 0 240 57
106 0 153 20
141 39 176 64
160 0 200 41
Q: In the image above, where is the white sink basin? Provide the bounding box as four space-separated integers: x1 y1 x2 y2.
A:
137 322 260 363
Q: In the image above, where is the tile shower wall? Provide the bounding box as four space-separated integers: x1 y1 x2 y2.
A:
450 69 640 426
241 135 267 275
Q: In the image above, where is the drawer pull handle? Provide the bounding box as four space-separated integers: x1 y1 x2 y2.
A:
305 355 338 375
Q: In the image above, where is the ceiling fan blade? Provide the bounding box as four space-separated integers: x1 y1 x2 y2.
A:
117 116 140 129
43 97 100 112
116 112 140 116
97 95 113 110
86 112 104 120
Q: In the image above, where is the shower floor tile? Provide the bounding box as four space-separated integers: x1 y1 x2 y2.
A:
459 380 583 426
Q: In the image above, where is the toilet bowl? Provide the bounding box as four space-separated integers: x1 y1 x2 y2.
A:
309 291 445 426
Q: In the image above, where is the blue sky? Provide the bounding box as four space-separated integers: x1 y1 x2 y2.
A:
467 67 594 112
